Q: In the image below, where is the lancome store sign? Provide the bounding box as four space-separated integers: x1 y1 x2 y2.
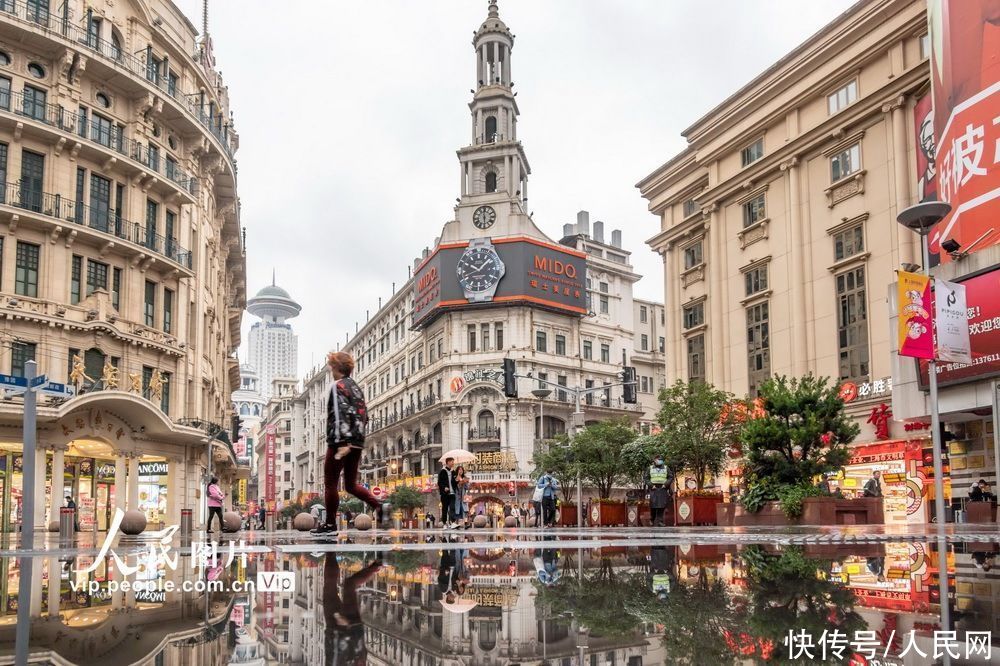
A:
412 236 586 328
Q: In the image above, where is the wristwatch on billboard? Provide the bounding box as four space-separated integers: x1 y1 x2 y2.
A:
456 237 506 303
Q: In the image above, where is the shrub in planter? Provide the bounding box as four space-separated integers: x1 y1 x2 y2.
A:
387 485 424 522
658 380 741 491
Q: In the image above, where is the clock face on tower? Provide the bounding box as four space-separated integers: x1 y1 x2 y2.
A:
473 205 496 229
456 245 505 295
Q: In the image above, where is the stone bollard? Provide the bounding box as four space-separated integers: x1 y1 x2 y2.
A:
180 509 193 538
265 510 276 532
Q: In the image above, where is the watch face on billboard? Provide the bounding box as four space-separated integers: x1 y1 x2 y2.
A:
412 236 587 327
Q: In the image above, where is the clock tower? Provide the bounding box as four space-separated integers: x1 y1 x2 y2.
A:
445 1 534 243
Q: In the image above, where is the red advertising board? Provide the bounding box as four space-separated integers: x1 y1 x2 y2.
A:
918 266 1000 387
928 0 1000 260
265 424 276 510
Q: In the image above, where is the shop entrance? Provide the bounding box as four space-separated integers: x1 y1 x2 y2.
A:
66 439 118 532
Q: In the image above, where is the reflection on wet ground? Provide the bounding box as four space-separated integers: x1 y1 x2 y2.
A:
0 529 997 665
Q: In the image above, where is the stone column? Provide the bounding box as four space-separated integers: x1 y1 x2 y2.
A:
661 246 678 383
167 456 180 527
29 558 44 618
33 447 47 531
707 206 725 386
114 455 126 512
111 555 124 609
46 557 60 617
783 157 808 375
127 455 139 510
48 447 65 526
887 97 916 265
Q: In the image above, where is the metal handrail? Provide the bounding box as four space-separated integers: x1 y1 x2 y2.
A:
1 182 193 268
0 0 236 161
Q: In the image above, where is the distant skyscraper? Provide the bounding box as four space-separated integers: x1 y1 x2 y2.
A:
246 274 302 401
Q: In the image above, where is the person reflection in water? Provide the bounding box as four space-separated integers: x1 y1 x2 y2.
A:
324 554 382 665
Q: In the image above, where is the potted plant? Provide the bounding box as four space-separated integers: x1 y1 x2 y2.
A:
733 375 873 526
657 380 740 525
386 485 424 528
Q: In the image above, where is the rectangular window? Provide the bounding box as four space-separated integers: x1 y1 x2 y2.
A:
919 33 930 60
145 199 158 250
830 143 861 182
74 166 86 224
742 193 766 228
114 183 124 234
19 150 44 212
833 224 864 262
142 366 153 398
639 306 647 323
659 336 665 353
598 281 609 294
744 265 769 297
555 334 566 355
144 280 156 326
15 241 39 297
747 302 771 397
86 259 108 296
495 322 503 349
89 174 112 232
167 70 179 97
583 339 592 360
160 371 171 414
77 105 88 138
827 80 858 115
146 54 162 85
836 267 869 382
557 375 567 402
146 144 160 172
21 85 46 122
683 198 698 218
600 343 610 363
683 241 703 270
437 339 443 359
599 295 609 314
641 376 649 393
0 142 7 202
70 255 82 304
0 77 10 112
165 210 176 259
740 138 764 167
467 324 477 352
11 341 36 377
687 334 705 383
682 302 704 329
641 334 649 351
481 323 490 351
585 379 594 405
163 288 174 333
537 372 548 391
91 113 113 147
112 267 121 310
535 330 547 353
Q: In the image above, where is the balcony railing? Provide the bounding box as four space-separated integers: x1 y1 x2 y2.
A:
0 88 196 194
366 393 440 434
0 0 236 161
1 182 193 269
467 426 501 441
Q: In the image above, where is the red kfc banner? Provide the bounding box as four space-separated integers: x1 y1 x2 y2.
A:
928 0 1000 260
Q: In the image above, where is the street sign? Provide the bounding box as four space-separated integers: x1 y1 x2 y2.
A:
372 486 384 499
0 374 27 389
29 374 47 388
38 381 75 399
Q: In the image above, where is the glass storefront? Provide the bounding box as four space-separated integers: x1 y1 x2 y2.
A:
137 460 168 525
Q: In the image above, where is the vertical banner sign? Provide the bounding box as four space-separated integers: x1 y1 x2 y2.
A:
238 478 247 507
914 93 937 203
898 271 935 359
265 424 276 511
928 0 1000 260
934 278 973 363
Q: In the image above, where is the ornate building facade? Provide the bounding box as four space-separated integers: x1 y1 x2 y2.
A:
0 0 246 533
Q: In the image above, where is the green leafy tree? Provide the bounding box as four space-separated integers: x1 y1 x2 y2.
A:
387 485 425 518
569 418 636 500
657 380 741 491
741 375 857 488
536 558 648 638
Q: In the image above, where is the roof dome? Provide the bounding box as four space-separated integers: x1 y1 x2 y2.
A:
253 284 291 300
247 271 302 320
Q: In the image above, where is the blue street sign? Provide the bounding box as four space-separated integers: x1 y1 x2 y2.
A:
29 374 47 388
38 381 74 398
0 374 28 389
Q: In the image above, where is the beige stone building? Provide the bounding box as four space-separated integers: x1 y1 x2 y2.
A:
639 0 938 505
0 0 246 535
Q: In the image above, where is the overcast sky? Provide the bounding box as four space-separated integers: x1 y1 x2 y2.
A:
173 0 855 377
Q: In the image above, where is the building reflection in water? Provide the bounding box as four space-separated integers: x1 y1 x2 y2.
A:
0 537 996 664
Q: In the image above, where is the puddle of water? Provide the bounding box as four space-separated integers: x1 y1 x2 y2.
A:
0 538 996 665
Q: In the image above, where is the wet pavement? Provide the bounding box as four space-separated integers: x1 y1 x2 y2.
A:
0 525 997 664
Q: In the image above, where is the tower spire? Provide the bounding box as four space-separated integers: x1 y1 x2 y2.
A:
488 0 499 18
202 0 209 36
272 268 275 287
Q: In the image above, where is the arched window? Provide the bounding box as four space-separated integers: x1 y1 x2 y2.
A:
432 422 442 444
485 171 497 193
252 404 261 417
536 415 565 440
477 621 499 651
477 410 495 432
484 115 497 142
240 404 250 416
110 30 123 61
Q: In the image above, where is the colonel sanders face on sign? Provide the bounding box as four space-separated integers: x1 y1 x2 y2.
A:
907 321 928 339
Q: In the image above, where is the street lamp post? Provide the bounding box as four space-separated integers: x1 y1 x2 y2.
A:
896 201 951 528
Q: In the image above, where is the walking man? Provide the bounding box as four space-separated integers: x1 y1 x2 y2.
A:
863 470 883 498
648 455 669 526
540 470 558 527
438 457 456 528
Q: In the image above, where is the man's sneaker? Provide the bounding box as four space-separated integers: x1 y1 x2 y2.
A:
310 523 337 535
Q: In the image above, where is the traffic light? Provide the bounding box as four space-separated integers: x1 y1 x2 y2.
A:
502 358 518 398
623 366 637 404
231 413 244 443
